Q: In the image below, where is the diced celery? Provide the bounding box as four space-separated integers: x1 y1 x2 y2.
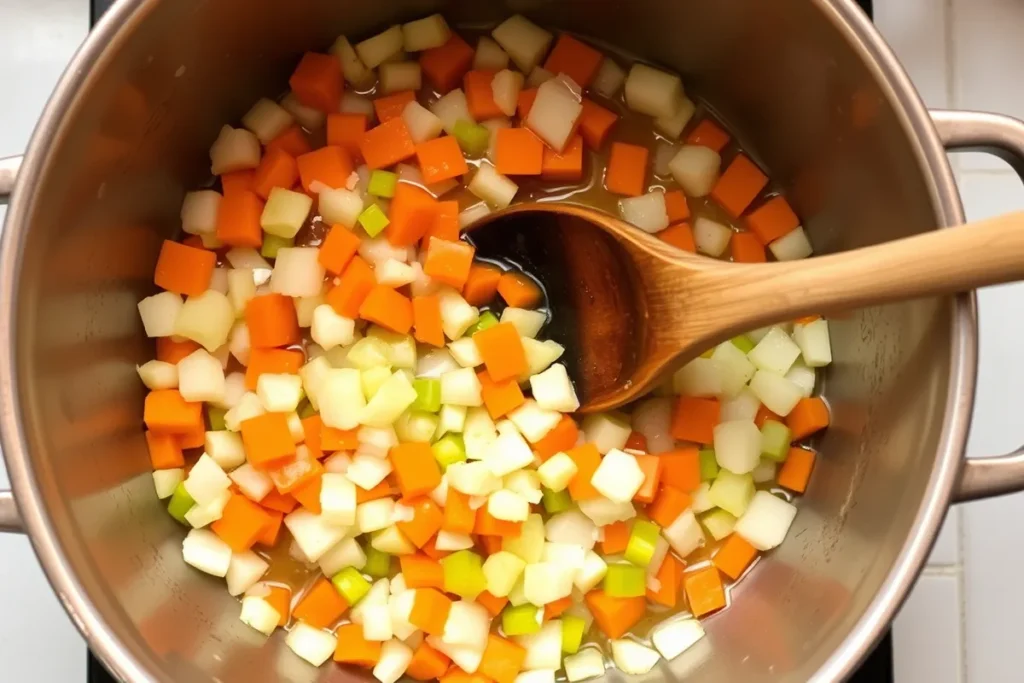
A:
432 434 467 471
542 487 572 514
603 564 646 598
207 406 227 432
562 615 587 654
363 546 393 578
167 482 195 526
412 378 442 413
441 549 487 599
358 204 390 237
760 420 792 462
699 347 713 359
624 519 661 568
261 233 294 259
453 120 490 156
699 448 719 481
368 170 398 198
297 400 317 420
332 566 372 603
466 311 499 337
700 508 738 541
731 335 755 354
502 604 542 636
707 469 755 518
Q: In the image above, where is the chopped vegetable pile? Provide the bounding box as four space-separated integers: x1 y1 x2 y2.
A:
138 12 832 682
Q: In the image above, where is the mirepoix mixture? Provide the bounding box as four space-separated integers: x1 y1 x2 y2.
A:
136 12 832 683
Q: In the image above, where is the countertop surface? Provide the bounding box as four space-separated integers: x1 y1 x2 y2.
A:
0 0 1021 681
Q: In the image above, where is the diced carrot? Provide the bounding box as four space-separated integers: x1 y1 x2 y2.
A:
334 623 383 666
153 240 216 296
795 315 821 325
260 489 298 514
297 145 353 193
475 506 523 537
543 597 573 621
321 424 359 452
318 224 361 275
252 147 299 200
245 348 304 391
409 588 453 635
146 431 185 470
464 70 504 121
633 454 663 503
494 128 544 176
264 585 291 626
478 534 502 557
533 415 579 460
786 397 830 441
600 521 630 555
659 446 701 492
267 125 312 159
416 136 470 184
291 474 323 513
374 90 416 124
566 443 602 500
710 154 768 218
359 285 414 334
479 634 527 683
544 34 604 87
326 112 367 162
440 668 491 683
216 190 264 248
754 404 781 429
684 566 727 617
398 497 445 549
497 272 542 308
624 431 647 452
156 337 200 364
240 412 296 469
473 322 527 382
604 142 648 197
420 34 474 93
746 196 800 244
407 643 451 681
579 99 618 150
476 590 509 617
647 554 683 607
463 264 502 306
647 486 692 527
387 182 439 247
712 534 759 580
221 169 255 196
211 493 272 552
361 118 417 170
293 577 349 629
326 255 376 318
670 396 720 444
246 293 301 349
268 448 324 494
181 235 205 250
478 370 525 419
289 52 343 113
423 236 475 289
175 423 206 450
400 554 445 590
659 223 696 252
664 190 691 224
443 489 476 535
390 443 443 498
686 119 731 153
778 447 816 493
411 295 445 348
541 134 584 182
144 390 203 434
731 231 767 263
356 479 397 504
256 509 284 546
585 591 646 639
423 200 460 246
517 88 538 118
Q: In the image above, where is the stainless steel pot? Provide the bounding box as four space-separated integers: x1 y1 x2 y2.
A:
3 0 1024 681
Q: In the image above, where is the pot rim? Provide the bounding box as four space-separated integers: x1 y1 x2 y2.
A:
0 1 975 681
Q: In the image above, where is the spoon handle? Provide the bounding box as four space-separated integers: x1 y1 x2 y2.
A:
689 210 1024 335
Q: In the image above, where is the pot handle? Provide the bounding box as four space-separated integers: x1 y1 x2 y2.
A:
931 109 1024 502
0 154 23 531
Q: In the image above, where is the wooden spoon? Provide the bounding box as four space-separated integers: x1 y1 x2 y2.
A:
466 202 1021 413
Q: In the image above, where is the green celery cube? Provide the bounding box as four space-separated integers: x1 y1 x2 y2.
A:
432 434 467 471
699 448 720 481
167 482 195 526
412 378 442 413
207 406 227 432
363 546 393 578
467 311 500 337
760 420 792 462
730 334 755 353
502 604 542 636
368 170 398 198
542 488 572 514
358 203 390 237
440 550 486 600
332 566 372 603
624 519 661 567
453 120 490 156
261 233 294 259
297 400 317 420
603 564 646 598
561 615 587 654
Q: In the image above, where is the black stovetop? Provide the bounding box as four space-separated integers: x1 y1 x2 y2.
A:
87 0 885 680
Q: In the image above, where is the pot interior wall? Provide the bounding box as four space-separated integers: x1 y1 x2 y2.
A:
10 0 955 680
